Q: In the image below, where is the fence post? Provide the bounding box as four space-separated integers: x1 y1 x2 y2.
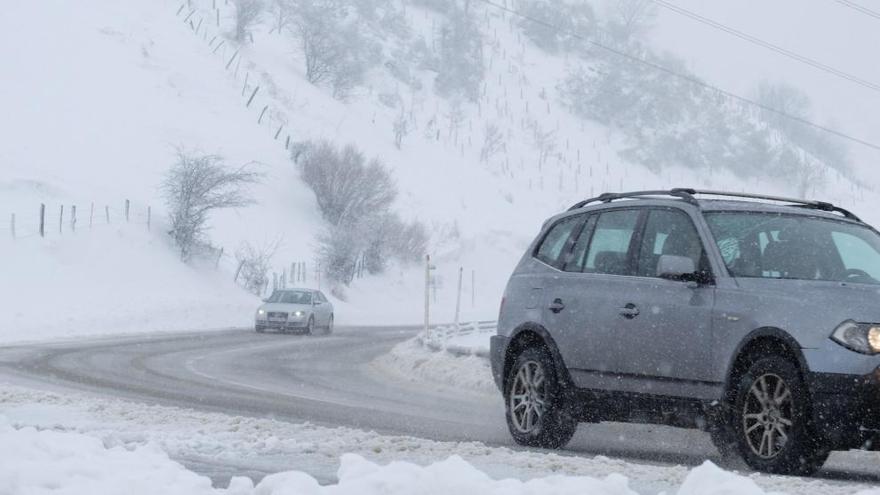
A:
89 203 94 229
71 205 76 232
105 205 110 224
124 200 130 223
59 205 64 234
471 269 476 307
147 206 151 231
10 213 14 240
234 260 244 283
39 204 45 237
454 266 463 330
424 255 431 339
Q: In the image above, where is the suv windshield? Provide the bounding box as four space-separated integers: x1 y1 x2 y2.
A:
266 290 312 304
705 212 880 284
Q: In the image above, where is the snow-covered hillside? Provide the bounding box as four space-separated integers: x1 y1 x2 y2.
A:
1 0 877 339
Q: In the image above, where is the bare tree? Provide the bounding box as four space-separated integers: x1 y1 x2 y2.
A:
296 141 397 226
754 81 811 139
235 239 280 295
292 4 366 98
606 0 657 41
269 0 294 34
231 0 264 43
393 111 409 149
162 151 261 260
480 123 505 162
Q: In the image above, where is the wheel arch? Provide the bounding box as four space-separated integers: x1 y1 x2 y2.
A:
723 327 809 400
502 323 571 393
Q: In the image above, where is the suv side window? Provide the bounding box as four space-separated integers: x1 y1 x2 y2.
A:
637 209 708 277
584 209 640 275
534 215 585 269
564 215 597 272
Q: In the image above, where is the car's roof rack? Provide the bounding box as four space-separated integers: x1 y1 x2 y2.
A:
567 189 698 210
567 188 862 222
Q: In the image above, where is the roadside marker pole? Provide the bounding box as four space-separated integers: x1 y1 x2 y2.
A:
424 254 431 339
39 204 45 237
454 267 463 330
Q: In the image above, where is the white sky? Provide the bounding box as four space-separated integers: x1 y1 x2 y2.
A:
647 0 880 177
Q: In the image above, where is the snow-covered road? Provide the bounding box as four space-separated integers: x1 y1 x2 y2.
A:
1 327 879 489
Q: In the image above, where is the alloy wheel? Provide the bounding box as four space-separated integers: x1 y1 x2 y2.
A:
742 373 793 459
509 360 547 434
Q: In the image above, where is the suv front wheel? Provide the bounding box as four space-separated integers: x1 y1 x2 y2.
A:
731 356 829 475
505 346 577 449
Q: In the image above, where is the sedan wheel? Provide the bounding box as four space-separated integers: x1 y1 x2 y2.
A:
306 316 315 335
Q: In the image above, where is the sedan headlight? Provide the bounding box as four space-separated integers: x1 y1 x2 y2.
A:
292 311 305 317
831 320 880 355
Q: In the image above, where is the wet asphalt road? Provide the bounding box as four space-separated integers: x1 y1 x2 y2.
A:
0 326 878 486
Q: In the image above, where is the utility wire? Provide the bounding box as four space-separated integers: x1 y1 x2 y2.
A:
834 0 880 20
649 0 880 94
474 0 880 153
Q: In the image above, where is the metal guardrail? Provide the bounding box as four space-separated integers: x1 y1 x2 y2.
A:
419 320 497 358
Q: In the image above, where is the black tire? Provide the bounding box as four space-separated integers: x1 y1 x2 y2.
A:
306 316 315 335
504 346 577 449
325 315 334 335
708 413 740 460
730 355 829 475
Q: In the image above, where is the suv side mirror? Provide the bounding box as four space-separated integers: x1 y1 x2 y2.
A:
657 255 697 281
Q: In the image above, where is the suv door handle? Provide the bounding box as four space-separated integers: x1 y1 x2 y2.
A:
619 303 639 319
548 298 565 313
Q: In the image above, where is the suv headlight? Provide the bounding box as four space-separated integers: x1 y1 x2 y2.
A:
831 320 880 355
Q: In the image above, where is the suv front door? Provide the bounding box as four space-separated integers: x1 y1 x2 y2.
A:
612 208 716 398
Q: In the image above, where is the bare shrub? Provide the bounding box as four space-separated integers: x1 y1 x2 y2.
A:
235 239 280 295
294 140 427 286
162 151 260 260
296 141 396 226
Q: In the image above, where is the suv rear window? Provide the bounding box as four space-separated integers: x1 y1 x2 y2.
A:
534 215 585 269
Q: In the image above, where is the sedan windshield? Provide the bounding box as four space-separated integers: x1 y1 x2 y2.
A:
705 212 880 285
266 290 312 304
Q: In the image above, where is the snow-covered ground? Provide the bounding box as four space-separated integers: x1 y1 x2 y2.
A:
0 224 257 344
3 384 879 495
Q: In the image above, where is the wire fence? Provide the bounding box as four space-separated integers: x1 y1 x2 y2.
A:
1 200 153 241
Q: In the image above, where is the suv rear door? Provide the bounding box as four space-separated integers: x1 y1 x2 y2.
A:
543 208 643 377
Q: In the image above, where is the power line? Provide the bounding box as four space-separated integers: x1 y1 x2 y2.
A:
834 0 880 20
474 0 880 153
650 0 880 94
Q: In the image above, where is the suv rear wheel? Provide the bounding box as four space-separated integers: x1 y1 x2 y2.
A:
731 356 829 475
505 346 577 449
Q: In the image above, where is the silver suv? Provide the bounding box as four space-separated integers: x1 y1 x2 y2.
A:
491 189 880 475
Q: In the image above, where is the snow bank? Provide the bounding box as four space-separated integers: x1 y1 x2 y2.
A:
371 337 497 395
0 226 257 344
3 386 880 495
0 418 220 495
2 414 843 495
